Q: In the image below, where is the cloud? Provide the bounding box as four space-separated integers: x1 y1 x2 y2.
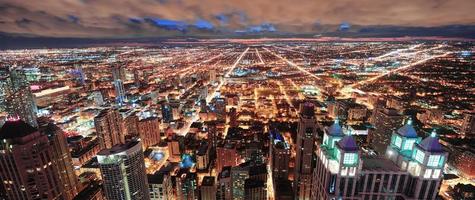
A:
0 0 474 37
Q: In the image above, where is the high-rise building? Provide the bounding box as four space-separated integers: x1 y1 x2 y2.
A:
94 108 125 149
201 176 217 200
212 97 226 121
161 102 174 123
244 179 267 200
461 111 475 138
217 166 232 200
270 130 290 180
174 169 198 200
97 140 150 200
148 162 176 200
0 67 38 127
231 165 249 200
369 107 405 154
112 66 127 104
168 135 184 162
137 116 161 149
0 120 63 199
40 121 79 200
196 141 210 170
312 120 448 200
294 102 317 200
229 107 239 128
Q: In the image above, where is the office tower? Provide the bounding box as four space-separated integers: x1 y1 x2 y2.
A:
386 126 448 200
112 66 127 104
114 79 127 104
161 102 174 123
97 140 149 200
174 169 198 200
137 116 161 149
200 85 208 100
112 65 126 81
148 162 175 200
369 107 405 154
231 165 249 200
244 179 267 200
461 111 475 138
196 141 210 170
94 108 125 149
0 67 38 127
201 176 217 200
217 166 232 200
312 120 448 200
209 69 216 84
40 121 79 200
122 112 139 137
148 173 172 200
216 143 240 172
312 120 360 200
270 130 290 180
229 107 239 128
212 97 226 121
0 120 63 199
200 99 208 113
294 102 317 200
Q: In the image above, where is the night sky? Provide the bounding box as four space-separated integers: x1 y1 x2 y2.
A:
0 0 474 37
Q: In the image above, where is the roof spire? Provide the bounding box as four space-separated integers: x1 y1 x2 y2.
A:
407 117 413 125
431 129 437 137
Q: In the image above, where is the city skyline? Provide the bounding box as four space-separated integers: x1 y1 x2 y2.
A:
0 1 474 200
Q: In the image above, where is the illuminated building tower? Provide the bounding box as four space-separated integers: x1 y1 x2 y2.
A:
212 97 226 121
40 121 79 200
148 163 175 200
231 165 249 200
161 102 174 123
94 108 125 149
196 141 210 170
0 120 63 200
97 140 149 200
201 176 216 200
174 169 198 200
229 107 239 128
270 130 290 180
122 112 139 137
294 102 317 200
217 166 232 200
200 99 208 113
461 111 475 138
92 91 105 106
137 116 161 149
112 66 127 104
0 67 38 127
369 107 405 154
312 120 361 200
387 127 448 200
200 86 208 100
244 179 267 200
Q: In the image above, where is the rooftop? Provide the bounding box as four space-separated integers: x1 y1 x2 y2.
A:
0 120 38 140
362 156 401 172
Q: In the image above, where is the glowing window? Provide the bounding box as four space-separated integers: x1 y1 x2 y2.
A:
432 169 441 178
343 153 358 165
403 139 415 150
394 136 402 148
427 155 441 167
414 149 425 163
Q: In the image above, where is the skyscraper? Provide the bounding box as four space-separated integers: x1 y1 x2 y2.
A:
312 120 448 200
161 102 174 123
294 102 317 200
209 69 217 84
0 120 63 199
201 176 217 200
40 120 79 200
94 108 125 149
270 130 290 180
112 66 127 104
137 116 161 149
369 107 405 154
97 140 150 200
0 67 38 127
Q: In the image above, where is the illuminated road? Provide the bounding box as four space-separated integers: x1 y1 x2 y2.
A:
255 48 265 65
207 47 250 103
178 53 224 75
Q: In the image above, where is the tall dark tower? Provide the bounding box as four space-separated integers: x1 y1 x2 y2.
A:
294 102 316 200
